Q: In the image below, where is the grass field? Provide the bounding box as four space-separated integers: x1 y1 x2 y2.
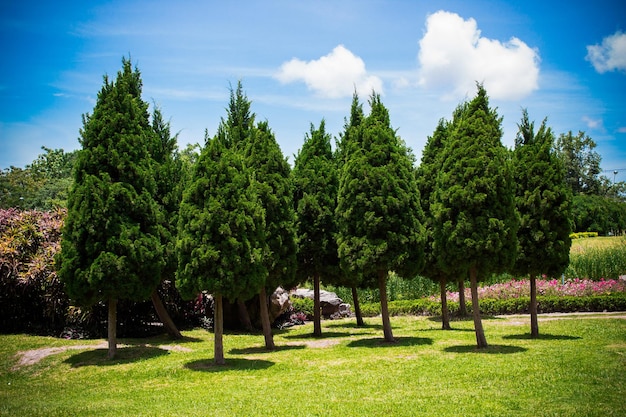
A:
2 314 625 417
570 235 626 254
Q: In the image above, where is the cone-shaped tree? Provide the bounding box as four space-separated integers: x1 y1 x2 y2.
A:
57 58 164 359
335 92 367 326
433 84 518 348
416 118 453 330
243 120 297 349
337 93 425 342
512 109 572 338
292 120 340 337
176 136 267 365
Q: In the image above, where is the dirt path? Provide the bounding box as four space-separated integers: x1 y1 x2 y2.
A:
12 342 191 371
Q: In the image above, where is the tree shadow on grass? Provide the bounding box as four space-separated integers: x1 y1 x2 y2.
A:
347 336 433 348
324 322 383 330
502 333 581 341
229 344 306 355
185 358 274 372
65 346 169 368
444 344 527 354
283 331 350 340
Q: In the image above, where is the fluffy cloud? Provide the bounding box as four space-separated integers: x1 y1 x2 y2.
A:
275 45 383 98
417 10 540 101
586 31 626 73
582 116 603 130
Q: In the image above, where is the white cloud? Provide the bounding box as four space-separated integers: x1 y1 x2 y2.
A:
417 10 540 101
582 115 603 130
586 31 626 73
275 45 383 98
617 127 626 134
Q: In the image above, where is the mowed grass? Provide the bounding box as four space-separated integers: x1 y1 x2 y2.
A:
1 315 625 417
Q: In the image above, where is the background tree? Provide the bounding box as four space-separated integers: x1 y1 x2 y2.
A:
149 106 184 339
433 85 518 348
555 131 605 196
416 118 453 329
292 120 340 337
512 110 572 337
176 136 267 365
335 92 367 326
336 93 425 342
57 58 164 359
242 121 297 349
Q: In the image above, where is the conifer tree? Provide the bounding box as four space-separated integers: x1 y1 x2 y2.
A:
335 92 367 326
292 120 340 337
512 109 572 337
243 121 297 349
57 58 164 359
433 85 518 348
176 136 267 365
337 93 425 342
416 118 453 329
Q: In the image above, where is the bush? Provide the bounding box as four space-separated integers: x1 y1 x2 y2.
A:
290 297 314 319
359 293 626 317
570 232 599 239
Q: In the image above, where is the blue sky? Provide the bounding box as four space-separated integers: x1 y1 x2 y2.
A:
1 0 625 182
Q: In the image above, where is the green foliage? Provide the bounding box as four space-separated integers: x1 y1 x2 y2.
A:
57 57 164 307
555 130 606 196
336 93 425 280
176 136 267 302
0 147 77 210
292 120 339 281
290 296 314 318
512 109 572 278
243 121 297 289
433 84 518 280
570 231 599 239
571 194 626 234
360 293 626 317
566 240 626 280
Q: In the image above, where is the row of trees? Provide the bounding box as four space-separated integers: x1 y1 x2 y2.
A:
4 57 623 362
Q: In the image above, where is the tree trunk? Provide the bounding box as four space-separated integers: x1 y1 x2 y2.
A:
469 267 488 349
439 277 451 330
530 274 539 338
351 286 364 327
151 289 182 339
313 273 322 337
107 298 117 360
378 270 395 342
259 287 275 350
458 279 467 316
214 294 225 365
237 298 254 332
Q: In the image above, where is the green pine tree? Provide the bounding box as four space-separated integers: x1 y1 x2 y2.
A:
57 57 164 359
433 84 518 348
292 120 340 337
512 109 572 337
337 93 425 342
176 136 267 365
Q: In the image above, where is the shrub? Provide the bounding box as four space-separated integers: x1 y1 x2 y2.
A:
570 232 599 239
290 297 314 319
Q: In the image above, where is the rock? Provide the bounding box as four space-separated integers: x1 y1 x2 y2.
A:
269 287 291 322
291 288 352 318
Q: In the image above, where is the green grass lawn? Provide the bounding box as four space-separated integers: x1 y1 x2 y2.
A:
1 314 625 417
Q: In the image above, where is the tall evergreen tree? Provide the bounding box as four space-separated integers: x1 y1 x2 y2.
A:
149 106 183 339
292 120 340 337
335 92 367 326
512 110 572 337
57 58 164 359
433 85 518 348
416 118 453 329
176 136 267 365
243 121 297 349
337 93 425 342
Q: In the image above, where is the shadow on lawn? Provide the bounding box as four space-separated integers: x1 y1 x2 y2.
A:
347 336 433 348
502 333 582 341
283 331 351 340
444 344 527 354
229 344 306 355
185 358 274 372
65 345 169 368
